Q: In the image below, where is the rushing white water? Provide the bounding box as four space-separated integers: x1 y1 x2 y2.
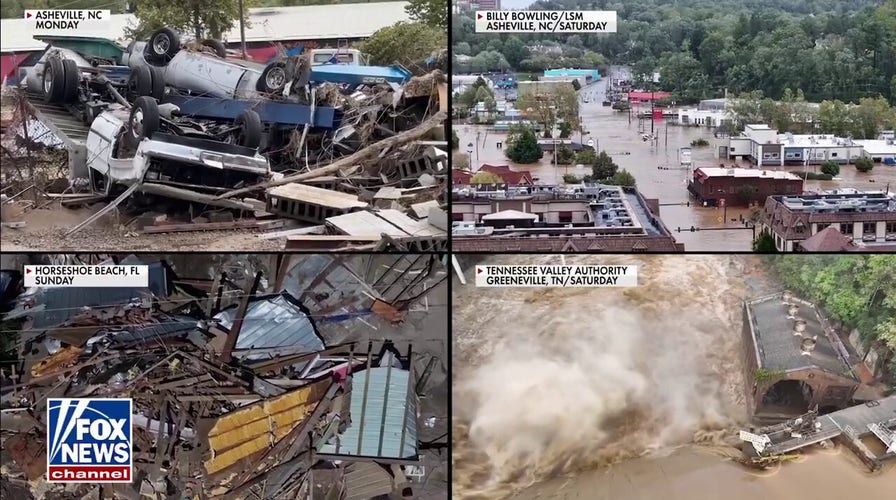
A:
451 254 893 499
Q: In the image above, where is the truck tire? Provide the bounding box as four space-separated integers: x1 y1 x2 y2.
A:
257 62 287 93
149 66 165 100
42 57 66 103
146 28 180 65
61 59 80 103
235 109 262 149
128 65 154 98
129 96 160 143
200 39 227 58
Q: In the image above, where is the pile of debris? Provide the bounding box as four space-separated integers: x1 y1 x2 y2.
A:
0 254 448 498
2 29 449 250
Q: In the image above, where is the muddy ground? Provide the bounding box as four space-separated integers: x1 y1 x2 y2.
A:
0 203 283 251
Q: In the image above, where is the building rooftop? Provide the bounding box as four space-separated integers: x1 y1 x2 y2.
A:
696 167 802 180
481 209 538 221
778 134 855 148
854 140 896 156
798 226 857 252
1 2 411 52
746 293 857 379
746 124 773 130
776 192 896 214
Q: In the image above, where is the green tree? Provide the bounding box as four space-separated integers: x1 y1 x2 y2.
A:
405 0 447 30
470 171 504 184
817 100 852 137
855 156 875 172
127 0 246 39
658 52 709 102
517 84 580 138
605 169 636 187
562 173 583 184
820 161 840 176
555 145 576 165
500 36 529 69
848 97 896 139
361 22 446 74
505 127 544 164
753 230 777 252
591 151 618 180
576 149 597 165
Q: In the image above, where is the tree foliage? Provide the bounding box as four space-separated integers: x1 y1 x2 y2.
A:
855 156 875 172
470 172 504 184
505 127 543 164
820 161 840 177
605 169 636 187
555 145 576 165
404 0 446 30
590 151 618 181
126 0 246 40
361 22 446 73
454 0 896 105
517 85 580 138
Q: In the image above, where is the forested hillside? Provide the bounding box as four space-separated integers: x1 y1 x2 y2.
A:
454 0 896 105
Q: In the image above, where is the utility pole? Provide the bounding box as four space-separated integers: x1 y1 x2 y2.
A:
238 0 247 59
650 89 655 136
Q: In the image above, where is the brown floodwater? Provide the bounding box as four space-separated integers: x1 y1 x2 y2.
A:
453 66 896 251
451 254 895 499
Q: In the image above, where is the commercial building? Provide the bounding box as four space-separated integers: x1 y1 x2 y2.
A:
543 68 601 83
854 139 896 164
759 191 896 251
452 165 534 185
451 183 683 251
742 292 864 419
517 79 576 96
718 125 865 166
676 108 733 128
688 168 804 207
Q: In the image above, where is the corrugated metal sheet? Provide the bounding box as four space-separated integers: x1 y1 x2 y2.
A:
108 316 199 346
320 366 418 459
214 293 324 359
343 462 393 500
204 378 332 474
283 255 373 315
31 261 169 329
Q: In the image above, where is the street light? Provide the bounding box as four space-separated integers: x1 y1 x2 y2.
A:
466 142 474 171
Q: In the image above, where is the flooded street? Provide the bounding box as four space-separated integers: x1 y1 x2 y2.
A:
451 254 895 499
453 66 896 251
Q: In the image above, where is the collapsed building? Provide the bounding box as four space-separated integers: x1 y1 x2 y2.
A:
1 29 448 251
0 254 448 498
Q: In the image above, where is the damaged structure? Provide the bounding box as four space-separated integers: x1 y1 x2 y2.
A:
1 27 448 251
0 253 448 498
741 291 872 420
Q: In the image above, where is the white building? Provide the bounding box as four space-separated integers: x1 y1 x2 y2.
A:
717 124 864 166
452 74 494 94
855 139 896 163
677 108 732 127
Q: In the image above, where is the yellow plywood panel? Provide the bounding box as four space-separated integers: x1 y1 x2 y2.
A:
31 346 83 377
204 379 331 471
208 379 329 438
204 420 296 474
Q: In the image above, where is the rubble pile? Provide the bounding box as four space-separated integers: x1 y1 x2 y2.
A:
1 30 448 250
0 254 449 499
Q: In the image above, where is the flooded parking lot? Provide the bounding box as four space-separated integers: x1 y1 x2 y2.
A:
454 67 896 251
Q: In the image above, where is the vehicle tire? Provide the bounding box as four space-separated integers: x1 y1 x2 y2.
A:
257 62 287 93
128 96 160 143
60 58 80 103
235 109 262 149
42 57 66 103
149 66 165 100
128 65 154 98
146 28 180 65
199 39 227 58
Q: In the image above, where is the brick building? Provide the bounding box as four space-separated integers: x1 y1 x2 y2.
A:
742 292 865 420
759 191 896 251
688 167 803 207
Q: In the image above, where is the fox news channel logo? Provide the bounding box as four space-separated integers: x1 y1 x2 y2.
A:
47 398 133 483
475 11 617 33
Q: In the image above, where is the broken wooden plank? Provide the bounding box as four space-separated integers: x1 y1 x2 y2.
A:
140 219 284 234
215 110 447 200
258 224 326 240
64 182 138 236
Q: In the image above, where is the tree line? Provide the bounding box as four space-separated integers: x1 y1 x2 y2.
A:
453 0 896 106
